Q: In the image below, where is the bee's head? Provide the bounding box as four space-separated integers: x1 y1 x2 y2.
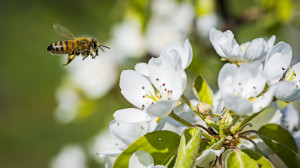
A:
91 38 98 51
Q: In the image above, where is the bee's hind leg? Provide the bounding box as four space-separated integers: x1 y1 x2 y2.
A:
63 50 76 66
63 54 76 66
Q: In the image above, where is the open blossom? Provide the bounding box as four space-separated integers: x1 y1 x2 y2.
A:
218 62 274 115
98 39 192 167
210 28 274 63
264 42 300 101
120 40 192 118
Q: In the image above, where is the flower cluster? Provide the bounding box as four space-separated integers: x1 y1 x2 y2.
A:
99 28 300 168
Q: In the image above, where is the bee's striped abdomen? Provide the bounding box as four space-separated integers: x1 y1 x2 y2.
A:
47 40 74 54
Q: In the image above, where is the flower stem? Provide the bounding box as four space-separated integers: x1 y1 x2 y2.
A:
230 113 260 134
169 111 193 127
169 111 214 141
165 152 177 167
226 114 239 130
219 109 230 136
181 95 219 131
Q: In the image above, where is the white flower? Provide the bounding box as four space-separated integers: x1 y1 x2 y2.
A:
210 28 272 63
111 20 145 61
120 50 186 118
264 42 300 101
66 54 117 99
129 151 167 168
54 84 81 124
50 144 86 168
218 62 274 115
196 13 218 38
194 147 225 167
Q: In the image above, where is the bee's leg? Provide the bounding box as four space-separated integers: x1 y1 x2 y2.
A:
82 50 90 60
63 54 76 66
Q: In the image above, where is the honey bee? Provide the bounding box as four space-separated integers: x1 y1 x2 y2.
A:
47 24 109 66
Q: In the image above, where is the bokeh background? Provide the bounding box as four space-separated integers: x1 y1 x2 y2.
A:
1 0 300 167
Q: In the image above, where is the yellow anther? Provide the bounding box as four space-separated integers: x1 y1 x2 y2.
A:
156 117 161 123
285 67 296 82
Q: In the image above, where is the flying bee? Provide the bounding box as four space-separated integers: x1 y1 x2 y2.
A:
47 23 110 66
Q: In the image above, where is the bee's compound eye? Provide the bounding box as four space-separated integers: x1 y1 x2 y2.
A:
92 42 97 49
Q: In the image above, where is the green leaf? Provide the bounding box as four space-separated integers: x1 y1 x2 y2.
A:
258 123 300 168
226 149 274 168
174 127 201 168
113 131 180 168
192 75 213 106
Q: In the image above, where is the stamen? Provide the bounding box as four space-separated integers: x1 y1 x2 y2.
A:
285 67 296 82
282 67 285 70
142 86 145 89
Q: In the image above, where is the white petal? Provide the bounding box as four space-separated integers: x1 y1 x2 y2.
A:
153 166 167 168
292 131 300 148
218 63 238 90
147 100 177 118
252 88 274 113
129 151 154 168
113 108 151 124
212 90 225 115
214 29 242 61
148 51 186 100
274 81 300 101
291 62 300 86
267 35 276 50
194 147 225 167
264 42 292 85
135 63 149 77
109 120 146 150
236 62 266 98
282 104 300 132
243 38 268 61
210 28 226 57
222 92 253 116
162 41 185 67
183 39 193 69
97 149 122 158
120 70 155 108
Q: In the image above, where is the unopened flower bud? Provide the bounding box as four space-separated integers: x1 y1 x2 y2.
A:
197 102 212 116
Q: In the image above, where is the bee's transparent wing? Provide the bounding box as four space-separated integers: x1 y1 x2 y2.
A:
53 23 76 40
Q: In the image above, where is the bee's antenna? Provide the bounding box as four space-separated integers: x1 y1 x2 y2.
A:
98 45 110 53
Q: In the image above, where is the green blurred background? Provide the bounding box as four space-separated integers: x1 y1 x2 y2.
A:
0 0 125 167
1 0 300 167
